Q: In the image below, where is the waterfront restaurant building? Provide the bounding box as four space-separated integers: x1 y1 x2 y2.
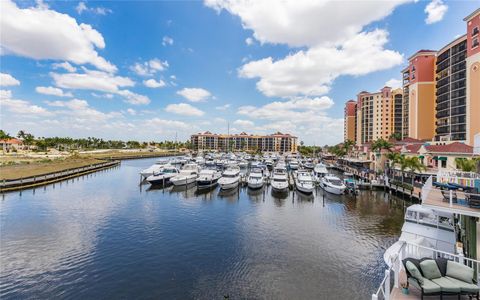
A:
190 131 298 153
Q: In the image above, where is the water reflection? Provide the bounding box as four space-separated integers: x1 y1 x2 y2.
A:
0 158 410 299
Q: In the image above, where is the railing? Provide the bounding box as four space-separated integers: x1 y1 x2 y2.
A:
373 241 480 300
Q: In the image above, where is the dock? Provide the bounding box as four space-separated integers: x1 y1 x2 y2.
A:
0 160 120 192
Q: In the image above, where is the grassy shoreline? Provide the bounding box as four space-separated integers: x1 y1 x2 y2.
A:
0 150 182 180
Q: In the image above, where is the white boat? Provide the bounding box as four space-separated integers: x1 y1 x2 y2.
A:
320 174 346 195
238 160 248 168
271 166 289 192
140 161 167 178
146 165 180 185
218 165 241 190
303 161 314 170
289 160 299 170
383 204 455 267
194 156 205 165
313 163 328 179
196 169 222 188
295 171 315 194
170 163 200 186
264 159 274 169
247 168 264 189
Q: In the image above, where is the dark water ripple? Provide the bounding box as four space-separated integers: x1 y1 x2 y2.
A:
0 158 411 299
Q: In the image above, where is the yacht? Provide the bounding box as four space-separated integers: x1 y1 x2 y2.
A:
146 165 180 185
170 163 200 186
303 161 314 170
320 174 346 195
196 169 222 189
218 165 241 190
247 168 264 189
264 159 274 170
313 163 328 179
289 160 299 170
140 160 167 178
295 171 315 194
194 156 205 166
238 160 248 169
383 204 455 266
271 166 289 192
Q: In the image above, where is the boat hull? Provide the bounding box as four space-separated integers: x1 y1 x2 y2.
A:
197 178 219 189
219 180 239 190
321 183 345 195
171 176 197 186
271 183 288 192
247 181 264 189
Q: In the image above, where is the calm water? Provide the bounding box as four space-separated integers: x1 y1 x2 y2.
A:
0 158 411 299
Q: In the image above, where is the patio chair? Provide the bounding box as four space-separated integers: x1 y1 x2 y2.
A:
467 193 480 209
441 190 458 203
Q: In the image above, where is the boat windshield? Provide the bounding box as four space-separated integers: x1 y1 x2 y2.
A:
329 179 342 185
163 169 178 173
274 178 287 182
223 174 238 178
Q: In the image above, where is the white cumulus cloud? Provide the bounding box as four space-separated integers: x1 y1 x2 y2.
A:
0 0 116 72
385 78 402 89
1 89 52 116
52 62 77 72
0 73 20 86
239 30 403 97
143 79 166 88
424 0 448 24
162 36 174 46
130 58 168 76
177 87 212 102
36 86 73 97
165 103 205 116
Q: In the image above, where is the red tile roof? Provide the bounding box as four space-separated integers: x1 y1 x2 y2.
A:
404 144 422 153
0 138 23 144
424 142 473 154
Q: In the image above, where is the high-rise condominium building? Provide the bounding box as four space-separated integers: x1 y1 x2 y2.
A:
355 87 396 145
190 131 298 153
402 50 437 141
344 100 357 142
435 35 468 142
464 9 480 146
392 88 404 138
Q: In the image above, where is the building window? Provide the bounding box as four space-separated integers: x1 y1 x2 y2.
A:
473 37 479 49
473 26 479 37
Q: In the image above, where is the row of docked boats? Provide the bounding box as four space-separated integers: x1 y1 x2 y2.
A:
140 154 352 195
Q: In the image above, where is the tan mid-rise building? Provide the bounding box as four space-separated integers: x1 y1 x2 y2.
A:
344 100 356 143
355 87 396 145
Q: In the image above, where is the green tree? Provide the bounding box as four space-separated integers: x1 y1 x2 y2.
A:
455 158 478 172
389 132 402 141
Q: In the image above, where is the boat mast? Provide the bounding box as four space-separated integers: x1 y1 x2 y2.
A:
227 122 230 153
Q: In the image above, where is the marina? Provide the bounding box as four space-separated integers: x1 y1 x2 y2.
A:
1 157 409 299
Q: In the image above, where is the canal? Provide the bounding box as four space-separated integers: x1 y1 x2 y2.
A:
0 158 412 299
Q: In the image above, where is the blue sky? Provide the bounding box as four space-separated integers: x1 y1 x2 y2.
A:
0 0 478 145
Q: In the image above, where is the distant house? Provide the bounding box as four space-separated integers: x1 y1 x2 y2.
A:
0 138 24 152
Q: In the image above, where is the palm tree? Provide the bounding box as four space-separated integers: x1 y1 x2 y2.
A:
371 138 394 172
389 132 402 141
455 158 477 172
343 139 355 156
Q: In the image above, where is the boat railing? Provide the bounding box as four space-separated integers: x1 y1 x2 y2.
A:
372 241 480 300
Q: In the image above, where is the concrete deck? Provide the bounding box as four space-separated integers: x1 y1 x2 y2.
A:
392 286 473 299
422 188 480 217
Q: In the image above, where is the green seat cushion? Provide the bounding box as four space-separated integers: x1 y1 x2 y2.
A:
406 261 424 284
419 278 442 293
446 260 474 284
431 277 461 293
445 276 480 293
420 259 442 279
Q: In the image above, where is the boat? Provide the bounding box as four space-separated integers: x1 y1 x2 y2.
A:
196 169 222 188
313 163 328 179
194 156 205 165
140 161 167 178
247 168 264 189
289 160 299 170
264 159 274 170
146 165 180 185
303 161 314 170
218 165 241 190
238 160 248 168
170 163 200 186
295 171 315 194
343 177 357 195
320 174 346 195
271 166 289 192
383 204 455 267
